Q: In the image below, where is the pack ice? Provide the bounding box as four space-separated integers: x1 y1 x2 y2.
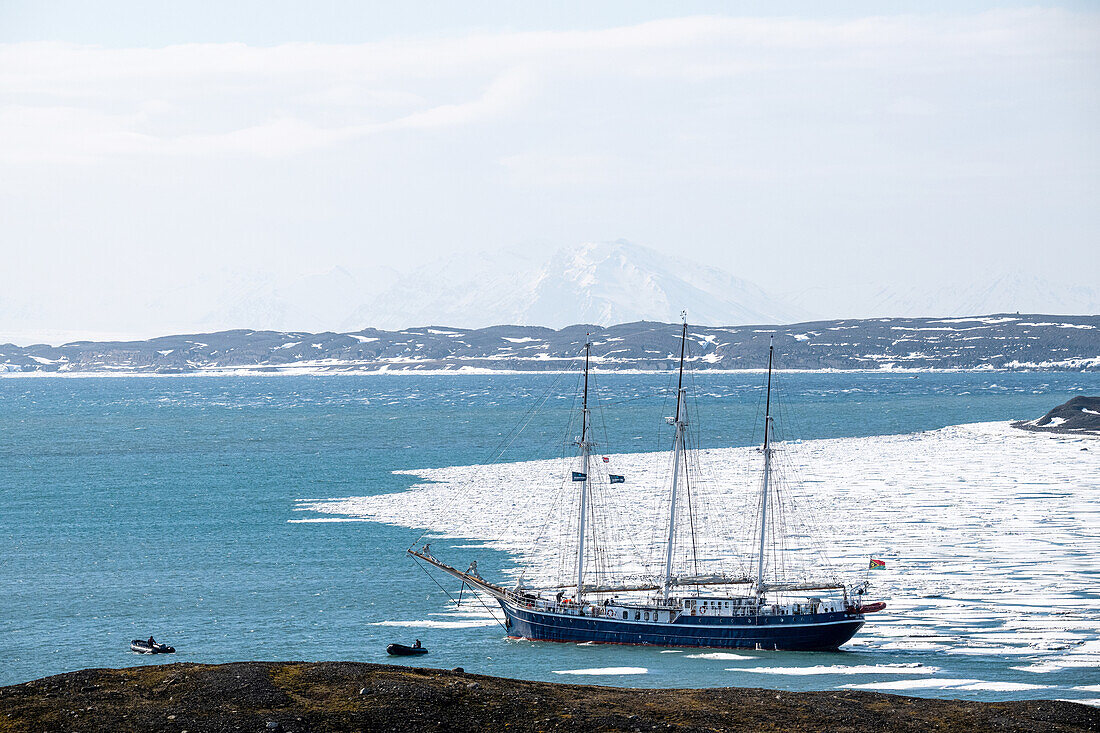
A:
296 422 1099 677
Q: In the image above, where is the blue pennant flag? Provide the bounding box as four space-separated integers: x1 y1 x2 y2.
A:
571 471 587 482
609 474 626 484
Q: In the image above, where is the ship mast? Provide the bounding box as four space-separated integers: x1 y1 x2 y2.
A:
661 316 689 600
754 338 775 597
574 338 592 602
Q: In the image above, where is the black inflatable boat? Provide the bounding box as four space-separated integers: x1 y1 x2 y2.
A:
386 643 427 656
130 639 175 654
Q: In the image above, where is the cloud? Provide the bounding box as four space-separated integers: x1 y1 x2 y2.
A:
0 10 1096 164
373 66 533 133
500 152 616 187
0 105 159 163
0 64 531 160
158 68 533 158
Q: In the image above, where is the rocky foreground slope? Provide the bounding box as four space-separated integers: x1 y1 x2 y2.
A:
1 662 1097 733
2 314 1098 374
1013 395 1100 435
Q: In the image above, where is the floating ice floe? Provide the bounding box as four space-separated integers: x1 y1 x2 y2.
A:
552 667 649 676
845 678 1055 692
288 517 371 523
733 664 937 676
298 421 1100 674
368 619 498 629
843 678 982 691
684 652 757 661
953 681 1055 692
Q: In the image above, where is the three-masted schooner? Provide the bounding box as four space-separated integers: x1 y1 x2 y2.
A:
408 320 884 650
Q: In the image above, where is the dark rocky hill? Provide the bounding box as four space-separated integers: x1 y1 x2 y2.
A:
1 661 1096 733
1013 396 1100 435
1 314 1098 374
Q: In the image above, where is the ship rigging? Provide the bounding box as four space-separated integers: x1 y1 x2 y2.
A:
407 318 884 650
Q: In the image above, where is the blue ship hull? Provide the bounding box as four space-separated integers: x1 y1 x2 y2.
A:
499 601 864 651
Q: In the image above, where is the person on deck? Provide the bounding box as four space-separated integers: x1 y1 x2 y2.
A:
413 639 421 649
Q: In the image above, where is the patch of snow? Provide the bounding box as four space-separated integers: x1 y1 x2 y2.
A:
1016 322 1095 330
552 667 648 676
935 317 1019 325
1004 357 1100 370
890 327 959 332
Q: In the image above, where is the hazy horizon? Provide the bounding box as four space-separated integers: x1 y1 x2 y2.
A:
1 2 1098 343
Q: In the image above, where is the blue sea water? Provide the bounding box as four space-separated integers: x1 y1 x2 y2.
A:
2 371 1098 700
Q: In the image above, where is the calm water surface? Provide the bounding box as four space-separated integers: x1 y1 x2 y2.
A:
2 371 1098 698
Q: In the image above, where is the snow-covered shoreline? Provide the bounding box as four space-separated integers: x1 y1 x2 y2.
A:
0 365 1084 379
4 314 1098 376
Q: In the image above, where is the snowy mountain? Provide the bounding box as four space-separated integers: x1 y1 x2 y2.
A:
344 241 808 330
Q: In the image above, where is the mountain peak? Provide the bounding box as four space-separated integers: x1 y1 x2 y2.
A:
345 240 806 330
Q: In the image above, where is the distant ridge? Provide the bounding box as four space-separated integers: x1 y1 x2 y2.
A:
2 314 1097 374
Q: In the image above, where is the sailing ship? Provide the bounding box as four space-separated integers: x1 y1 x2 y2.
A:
409 320 884 650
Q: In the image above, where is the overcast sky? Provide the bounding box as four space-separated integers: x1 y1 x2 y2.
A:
1 1 1098 341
